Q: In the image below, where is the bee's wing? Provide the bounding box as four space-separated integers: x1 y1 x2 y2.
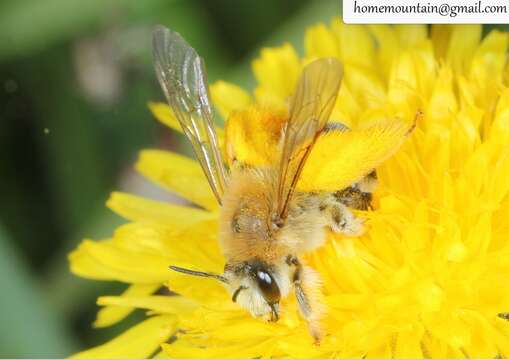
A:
276 58 343 219
152 25 228 204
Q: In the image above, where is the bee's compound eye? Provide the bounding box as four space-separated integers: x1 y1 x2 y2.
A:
256 270 280 304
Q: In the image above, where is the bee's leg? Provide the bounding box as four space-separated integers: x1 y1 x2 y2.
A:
287 256 325 344
321 197 365 237
334 170 377 211
320 170 377 237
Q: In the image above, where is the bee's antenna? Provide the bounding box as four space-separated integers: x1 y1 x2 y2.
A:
169 265 228 283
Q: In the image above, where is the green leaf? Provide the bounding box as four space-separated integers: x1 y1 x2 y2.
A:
0 224 76 357
0 0 118 60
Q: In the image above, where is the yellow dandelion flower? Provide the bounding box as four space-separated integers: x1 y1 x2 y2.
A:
69 19 509 358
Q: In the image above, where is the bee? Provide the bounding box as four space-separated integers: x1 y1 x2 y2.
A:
153 25 414 342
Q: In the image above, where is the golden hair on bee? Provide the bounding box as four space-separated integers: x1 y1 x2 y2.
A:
224 106 287 167
153 25 416 343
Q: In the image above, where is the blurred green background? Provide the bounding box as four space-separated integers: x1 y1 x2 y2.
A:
0 0 341 357
1 0 508 357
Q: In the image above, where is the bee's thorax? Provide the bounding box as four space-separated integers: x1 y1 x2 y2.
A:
219 167 329 266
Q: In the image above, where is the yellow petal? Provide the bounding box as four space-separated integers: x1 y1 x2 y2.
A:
111 222 176 254
161 225 226 304
68 239 170 283
106 191 214 225
71 315 176 359
97 295 197 315
148 101 225 140
135 150 218 211
180 306 287 341
470 30 509 136
111 221 223 272
368 25 400 81
491 88 509 142
252 43 300 100
505 60 509 85
253 88 288 110
94 283 160 328
486 147 509 205
166 271 227 305
447 25 482 74
331 20 374 69
388 52 420 117
431 25 452 60
471 29 509 80
344 65 386 111
426 66 457 126
148 102 183 135
395 25 427 48
162 338 280 359
210 80 252 120
410 41 437 100
305 23 340 59
394 327 425 358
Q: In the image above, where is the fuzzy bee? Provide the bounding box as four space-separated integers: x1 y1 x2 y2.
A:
153 25 415 342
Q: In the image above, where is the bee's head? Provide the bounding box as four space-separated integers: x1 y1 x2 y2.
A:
222 259 293 321
170 258 292 322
